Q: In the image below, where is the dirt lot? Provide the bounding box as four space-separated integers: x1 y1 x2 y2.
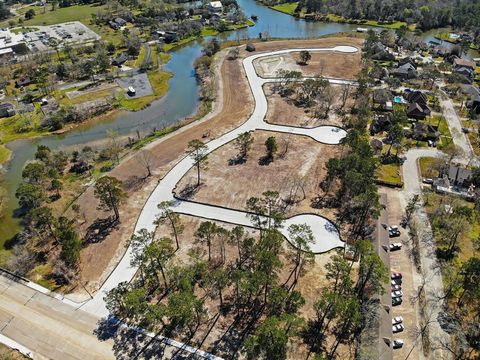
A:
380 188 421 360
175 130 341 220
70 37 357 298
153 214 350 359
264 83 354 128
252 37 363 80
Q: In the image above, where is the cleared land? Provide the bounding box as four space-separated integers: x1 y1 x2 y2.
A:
67 37 358 298
175 130 341 220
264 83 353 128
253 46 362 80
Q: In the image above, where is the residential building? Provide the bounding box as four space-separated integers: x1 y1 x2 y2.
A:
406 102 431 120
0 103 16 118
394 62 418 79
207 1 223 13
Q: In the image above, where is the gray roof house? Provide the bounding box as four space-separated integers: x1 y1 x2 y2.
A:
394 62 418 79
0 103 16 118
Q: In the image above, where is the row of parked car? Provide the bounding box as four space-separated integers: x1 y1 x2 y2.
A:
389 224 405 350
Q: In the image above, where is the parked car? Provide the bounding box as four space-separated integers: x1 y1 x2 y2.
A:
392 297 403 306
392 278 402 286
127 86 136 95
391 273 402 280
389 243 402 251
392 284 401 291
392 290 404 298
393 324 405 333
389 225 401 237
392 339 404 349
392 316 404 325
422 178 434 184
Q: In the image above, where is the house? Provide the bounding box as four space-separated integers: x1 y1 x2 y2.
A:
407 102 431 120
109 21 119 30
115 17 127 27
15 76 32 87
111 53 128 66
453 57 476 70
411 122 439 141
246 43 256 52
454 66 474 83
447 164 473 186
207 1 223 13
369 114 392 135
370 42 395 61
405 90 428 106
466 93 480 114
431 46 450 58
372 89 392 110
398 57 417 69
0 103 15 118
164 31 178 43
394 62 418 79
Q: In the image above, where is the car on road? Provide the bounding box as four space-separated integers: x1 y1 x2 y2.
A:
391 273 402 280
392 339 404 349
422 178 434 185
388 226 401 237
392 297 403 306
389 243 402 251
392 284 401 291
392 290 403 298
392 316 404 325
393 324 405 333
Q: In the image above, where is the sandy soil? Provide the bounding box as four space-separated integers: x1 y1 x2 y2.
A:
264 83 355 128
153 214 347 359
251 37 363 80
71 37 358 298
175 130 341 221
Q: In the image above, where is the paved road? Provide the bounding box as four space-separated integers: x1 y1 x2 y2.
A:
399 148 452 359
83 45 358 318
0 274 115 360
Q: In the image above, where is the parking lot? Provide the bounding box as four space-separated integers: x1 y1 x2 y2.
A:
381 188 421 360
22 21 100 52
117 73 153 99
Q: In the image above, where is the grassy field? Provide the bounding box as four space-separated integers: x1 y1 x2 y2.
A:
376 163 403 186
15 4 104 26
0 144 11 166
271 2 299 15
418 156 439 178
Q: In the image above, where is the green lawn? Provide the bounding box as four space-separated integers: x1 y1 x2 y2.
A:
19 4 104 26
0 144 11 166
418 157 439 178
376 163 403 186
272 2 299 15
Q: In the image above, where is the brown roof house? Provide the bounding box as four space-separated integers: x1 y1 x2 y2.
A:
453 57 476 70
410 122 439 141
372 89 393 111
405 90 428 106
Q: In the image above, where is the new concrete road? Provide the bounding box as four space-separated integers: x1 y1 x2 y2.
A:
83 46 358 318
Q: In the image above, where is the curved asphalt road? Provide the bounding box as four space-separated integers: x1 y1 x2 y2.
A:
80 46 358 317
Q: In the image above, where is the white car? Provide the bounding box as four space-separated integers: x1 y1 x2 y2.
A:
392 339 404 349
392 316 404 325
392 284 401 291
127 86 136 95
391 279 402 286
392 290 403 298
393 324 404 333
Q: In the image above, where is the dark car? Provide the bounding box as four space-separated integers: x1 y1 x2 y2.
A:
392 297 403 306
391 272 402 280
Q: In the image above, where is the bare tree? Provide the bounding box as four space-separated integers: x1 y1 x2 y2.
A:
139 150 154 178
340 83 350 109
